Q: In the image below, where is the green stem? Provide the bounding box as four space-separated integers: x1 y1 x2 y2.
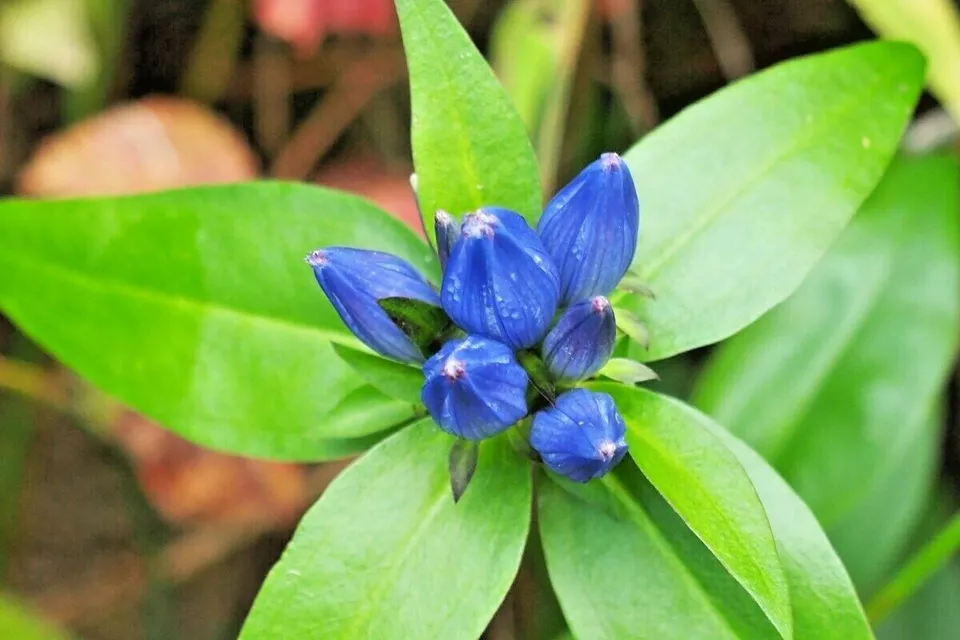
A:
866 512 960 624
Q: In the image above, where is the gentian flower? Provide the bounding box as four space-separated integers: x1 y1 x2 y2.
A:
530 389 629 482
537 152 640 304
306 247 440 364
441 208 560 350
421 336 529 440
434 210 459 270
541 295 616 381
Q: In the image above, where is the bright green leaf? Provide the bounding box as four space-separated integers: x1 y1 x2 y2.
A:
848 0 960 123
593 383 791 638
621 41 925 361
0 593 68 640
539 464 780 640
332 344 425 405
599 385 873 638
0 183 437 460
240 419 532 639
694 155 960 529
396 0 542 234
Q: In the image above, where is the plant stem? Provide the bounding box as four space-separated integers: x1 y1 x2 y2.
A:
866 512 960 624
0 355 69 412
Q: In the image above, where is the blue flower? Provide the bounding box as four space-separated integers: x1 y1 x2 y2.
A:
531 389 628 482
421 336 529 440
537 152 640 304
542 296 616 382
441 208 560 349
434 210 460 270
307 247 440 364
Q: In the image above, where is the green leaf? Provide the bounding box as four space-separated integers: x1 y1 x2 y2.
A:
849 0 960 124
448 438 480 502
332 344 425 405
598 357 659 385
826 412 939 594
0 593 68 640
378 296 452 354
620 41 925 361
0 183 437 459
539 465 781 640
396 0 542 234
597 385 873 639
593 383 791 638
240 419 532 639
694 155 960 529
490 0 590 192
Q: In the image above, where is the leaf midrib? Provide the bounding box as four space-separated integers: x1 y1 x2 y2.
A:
0 245 365 351
634 64 907 284
597 474 751 639
627 427 790 639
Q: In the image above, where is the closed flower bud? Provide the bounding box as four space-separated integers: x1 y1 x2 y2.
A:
531 389 628 482
442 208 560 349
434 210 459 270
422 336 529 440
307 247 441 364
537 152 640 304
542 296 616 381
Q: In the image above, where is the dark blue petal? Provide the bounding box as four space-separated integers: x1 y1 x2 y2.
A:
542 296 616 381
530 389 628 482
434 210 460 270
537 152 640 304
307 247 441 364
441 208 560 349
422 336 529 440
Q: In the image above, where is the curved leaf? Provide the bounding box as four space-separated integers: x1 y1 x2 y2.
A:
0 183 437 459
694 155 960 528
621 41 925 361
240 419 532 639
594 383 791 638
332 344 425 405
539 466 780 640
396 0 542 232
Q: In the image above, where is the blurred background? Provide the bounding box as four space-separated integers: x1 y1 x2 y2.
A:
0 0 958 639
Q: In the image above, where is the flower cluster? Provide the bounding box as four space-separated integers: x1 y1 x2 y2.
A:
308 153 639 482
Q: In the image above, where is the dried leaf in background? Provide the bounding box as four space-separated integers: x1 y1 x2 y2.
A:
112 411 306 528
17 97 258 197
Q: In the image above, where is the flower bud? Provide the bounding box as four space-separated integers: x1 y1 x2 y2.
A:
442 208 560 349
537 152 640 304
307 247 441 364
531 389 628 482
434 210 459 270
542 296 616 381
422 336 529 440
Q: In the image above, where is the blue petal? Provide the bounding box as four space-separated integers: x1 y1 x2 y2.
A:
441 208 560 349
422 336 529 440
307 247 440 364
538 153 640 304
542 296 616 381
530 389 628 482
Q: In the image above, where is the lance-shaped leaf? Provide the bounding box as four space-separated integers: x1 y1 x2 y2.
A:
0 183 437 459
240 419 532 639
620 41 925 361
695 155 960 539
395 0 542 234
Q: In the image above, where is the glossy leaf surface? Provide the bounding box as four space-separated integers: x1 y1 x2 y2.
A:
0 183 436 459
621 42 925 361
240 419 532 639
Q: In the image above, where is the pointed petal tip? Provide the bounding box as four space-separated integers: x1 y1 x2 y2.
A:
305 249 328 267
